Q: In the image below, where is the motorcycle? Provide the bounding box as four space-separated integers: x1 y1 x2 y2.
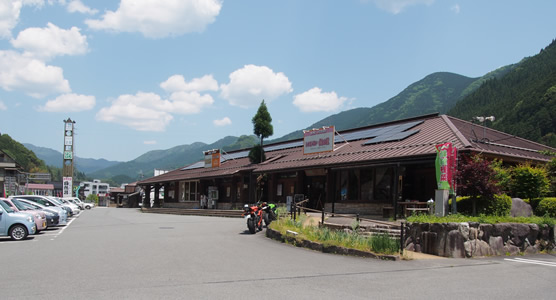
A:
261 202 277 226
242 203 264 234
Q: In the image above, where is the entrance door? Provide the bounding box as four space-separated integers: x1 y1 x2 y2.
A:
307 176 326 210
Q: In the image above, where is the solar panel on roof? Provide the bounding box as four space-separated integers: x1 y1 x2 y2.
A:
363 129 420 145
181 161 204 170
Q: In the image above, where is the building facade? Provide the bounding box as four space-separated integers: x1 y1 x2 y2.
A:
138 114 554 216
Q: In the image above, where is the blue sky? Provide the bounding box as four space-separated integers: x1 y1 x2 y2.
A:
0 0 555 162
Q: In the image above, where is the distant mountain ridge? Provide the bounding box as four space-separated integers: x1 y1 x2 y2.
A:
23 143 122 174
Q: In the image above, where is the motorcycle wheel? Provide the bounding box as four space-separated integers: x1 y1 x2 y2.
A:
247 218 256 234
263 213 270 226
257 215 263 231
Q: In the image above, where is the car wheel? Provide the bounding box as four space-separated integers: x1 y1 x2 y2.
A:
85 205 91 209
9 224 28 241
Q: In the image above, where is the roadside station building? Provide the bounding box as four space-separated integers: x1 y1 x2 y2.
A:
137 114 554 216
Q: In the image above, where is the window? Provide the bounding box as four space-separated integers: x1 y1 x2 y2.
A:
179 181 199 202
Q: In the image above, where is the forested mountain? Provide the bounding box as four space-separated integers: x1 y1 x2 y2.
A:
23 143 121 174
87 135 249 181
449 39 556 147
1 134 47 173
271 69 513 143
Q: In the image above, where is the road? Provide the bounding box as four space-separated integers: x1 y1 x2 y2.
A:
2 208 555 299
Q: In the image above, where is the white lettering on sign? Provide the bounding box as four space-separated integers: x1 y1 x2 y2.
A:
303 126 334 155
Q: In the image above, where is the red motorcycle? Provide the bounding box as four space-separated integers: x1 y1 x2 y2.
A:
242 203 263 234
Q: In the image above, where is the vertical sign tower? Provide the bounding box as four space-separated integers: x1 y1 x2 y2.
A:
63 118 76 198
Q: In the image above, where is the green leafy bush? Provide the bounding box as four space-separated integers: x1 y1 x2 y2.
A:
536 197 556 217
509 163 550 199
455 194 511 216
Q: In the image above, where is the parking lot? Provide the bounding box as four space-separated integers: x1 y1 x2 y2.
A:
2 207 555 299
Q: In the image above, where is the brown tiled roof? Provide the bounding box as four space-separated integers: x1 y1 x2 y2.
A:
138 114 554 185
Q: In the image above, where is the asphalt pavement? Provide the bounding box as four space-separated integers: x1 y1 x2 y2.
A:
2 208 555 299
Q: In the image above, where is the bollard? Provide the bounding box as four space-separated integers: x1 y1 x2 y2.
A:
321 209 325 226
400 221 404 254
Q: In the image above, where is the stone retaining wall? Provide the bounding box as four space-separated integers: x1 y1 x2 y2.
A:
404 222 555 258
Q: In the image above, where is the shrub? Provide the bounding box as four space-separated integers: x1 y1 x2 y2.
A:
509 163 550 199
457 154 500 199
536 197 556 217
455 194 511 216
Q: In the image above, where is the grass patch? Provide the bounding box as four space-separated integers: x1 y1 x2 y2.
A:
269 216 399 255
406 213 556 226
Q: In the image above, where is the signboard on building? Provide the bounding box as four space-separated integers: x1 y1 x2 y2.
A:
63 177 72 198
303 126 334 155
203 149 221 168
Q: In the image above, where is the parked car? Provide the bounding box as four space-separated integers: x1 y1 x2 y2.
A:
0 198 36 240
67 197 94 209
46 196 76 217
2 198 47 233
64 197 83 210
15 199 60 227
52 197 80 216
10 196 68 226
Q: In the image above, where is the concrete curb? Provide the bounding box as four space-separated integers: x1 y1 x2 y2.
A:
266 228 399 261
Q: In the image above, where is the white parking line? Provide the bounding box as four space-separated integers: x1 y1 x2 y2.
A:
504 257 556 267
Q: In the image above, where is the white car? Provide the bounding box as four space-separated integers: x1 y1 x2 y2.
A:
69 197 95 209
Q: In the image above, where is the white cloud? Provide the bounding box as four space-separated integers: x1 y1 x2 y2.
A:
96 90 214 131
451 4 460 14
220 65 293 108
143 140 157 145
0 50 71 98
169 91 214 114
213 117 231 127
371 0 434 14
0 0 48 39
160 74 218 93
293 87 348 113
85 0 222 38
66 0 97 15
0 100 6 110
40 93 95 112
11 22 88 60
0 0 22 39
96 92 174 132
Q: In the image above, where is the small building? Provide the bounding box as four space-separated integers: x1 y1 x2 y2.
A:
138 114 554 216
0 150 23 197
25 183 55 196
80 179 110 198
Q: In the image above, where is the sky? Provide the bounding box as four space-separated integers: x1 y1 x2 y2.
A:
0 0 555 162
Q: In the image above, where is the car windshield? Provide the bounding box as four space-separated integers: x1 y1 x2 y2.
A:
46 197 62 205
0 200 15 213
11 199 30 211
19 199 45 209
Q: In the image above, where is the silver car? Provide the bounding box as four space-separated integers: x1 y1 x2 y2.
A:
10 196 68 226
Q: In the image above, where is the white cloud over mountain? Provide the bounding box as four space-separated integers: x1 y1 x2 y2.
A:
85 0 222 38
293 87 348 113
220 64 293 108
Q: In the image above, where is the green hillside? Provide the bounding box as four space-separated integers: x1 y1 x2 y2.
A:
449 39 556 147
272 72 483 143
87 135 251 181
1 134 47 173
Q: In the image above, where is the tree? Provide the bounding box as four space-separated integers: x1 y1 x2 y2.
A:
250 100 273 163
457 154 500 215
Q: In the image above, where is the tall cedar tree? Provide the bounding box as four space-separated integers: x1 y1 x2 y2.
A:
250 100 273 163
